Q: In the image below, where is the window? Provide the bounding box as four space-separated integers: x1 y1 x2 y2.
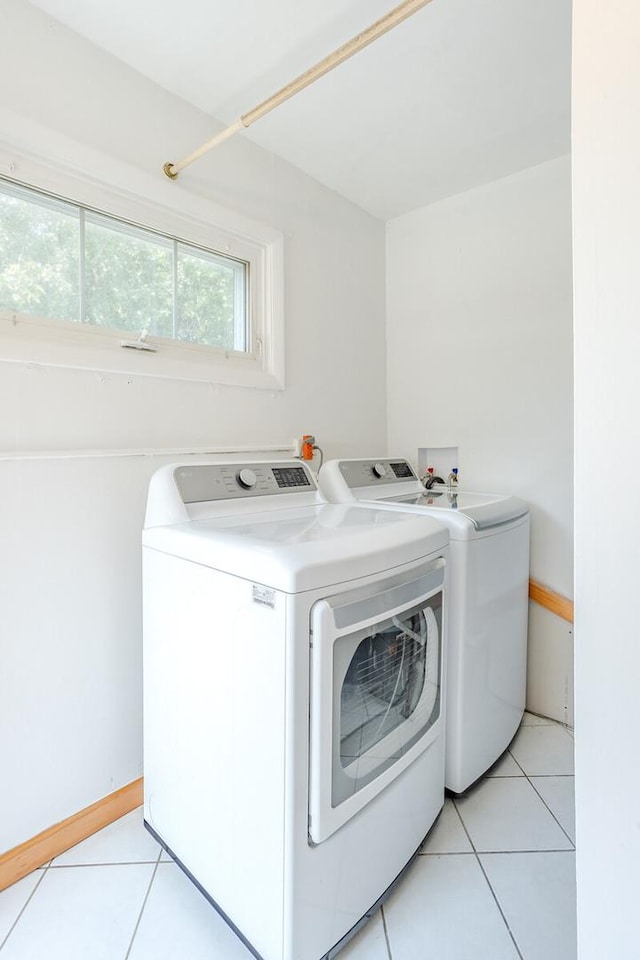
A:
0 179 248 351
0 166 283 389
0 185 80 325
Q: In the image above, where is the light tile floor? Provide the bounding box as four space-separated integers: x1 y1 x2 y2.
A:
0 713 575 960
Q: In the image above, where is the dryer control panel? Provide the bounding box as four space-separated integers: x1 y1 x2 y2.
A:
174 461 316 503
337 459 418 488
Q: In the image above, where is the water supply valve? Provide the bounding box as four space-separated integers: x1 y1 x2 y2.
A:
301 435 315 461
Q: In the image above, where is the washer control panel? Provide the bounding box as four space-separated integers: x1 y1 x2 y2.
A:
337 459 418 488
175 461 315 503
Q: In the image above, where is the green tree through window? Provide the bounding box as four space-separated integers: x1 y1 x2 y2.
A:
0 180 248 352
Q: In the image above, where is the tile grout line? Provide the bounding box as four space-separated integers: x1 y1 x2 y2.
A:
482 729 574 956
484 744 576 853
380 904 394 960
123 849 162 960
452 797 525 960
516 773 574 778
475 855 525 960
0 862 51 952
450 795 476 854
525 776 575 849
510 743 575 848
506 749 526 775
419 850 476 857
422 847 575 856
47 859 161 869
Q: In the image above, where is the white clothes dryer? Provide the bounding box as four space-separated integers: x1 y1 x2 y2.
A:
319 458 530 795
142 460 449 960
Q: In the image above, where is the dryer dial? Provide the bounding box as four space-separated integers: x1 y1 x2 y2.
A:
237 468 257 490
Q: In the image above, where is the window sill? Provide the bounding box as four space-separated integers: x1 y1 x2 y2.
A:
0 310 284 389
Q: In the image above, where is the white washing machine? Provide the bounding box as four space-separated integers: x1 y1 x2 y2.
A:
319 458 530 795
142 459 449 960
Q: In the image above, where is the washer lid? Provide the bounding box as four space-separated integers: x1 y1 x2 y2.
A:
142 502 448 593
379 490 529 533
317 458 528 540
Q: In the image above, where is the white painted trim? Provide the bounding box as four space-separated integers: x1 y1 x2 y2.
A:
0 444 298 462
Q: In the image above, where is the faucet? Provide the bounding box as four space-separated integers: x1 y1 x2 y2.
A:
422 468 445 490
447 468 459 491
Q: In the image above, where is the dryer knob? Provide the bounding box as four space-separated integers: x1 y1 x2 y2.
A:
372 462 387 478
237 468 257 490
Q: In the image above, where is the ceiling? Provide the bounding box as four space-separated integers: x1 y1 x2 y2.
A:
26 0 572 220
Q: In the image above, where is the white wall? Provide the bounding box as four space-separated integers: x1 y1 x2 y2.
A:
386 156 574 722
573 2 640 956
0 0 386 853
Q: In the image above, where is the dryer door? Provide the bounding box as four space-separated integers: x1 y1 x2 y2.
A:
309 558 444 844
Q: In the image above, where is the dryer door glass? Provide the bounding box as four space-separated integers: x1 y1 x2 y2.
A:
308 559 445 845
332 593 441 807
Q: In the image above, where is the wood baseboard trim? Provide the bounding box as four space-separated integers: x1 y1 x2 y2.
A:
0 777 143 892
529 578 574 624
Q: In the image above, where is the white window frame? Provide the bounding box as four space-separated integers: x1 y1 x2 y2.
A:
0 148 284 389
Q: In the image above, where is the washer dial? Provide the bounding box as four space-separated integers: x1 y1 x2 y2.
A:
372 462 387 479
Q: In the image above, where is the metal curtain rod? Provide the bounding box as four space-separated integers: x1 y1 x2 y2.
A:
163 0 435 180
